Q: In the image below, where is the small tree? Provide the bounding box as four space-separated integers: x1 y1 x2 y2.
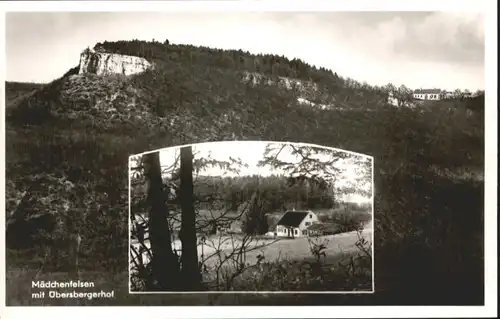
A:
395 85 413 107
242 190 269 235
453 88 464 100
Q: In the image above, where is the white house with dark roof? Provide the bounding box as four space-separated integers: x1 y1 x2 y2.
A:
413 88 443 101
275 210 319 238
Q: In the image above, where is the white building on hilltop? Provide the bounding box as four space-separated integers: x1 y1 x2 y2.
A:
413 88 443 101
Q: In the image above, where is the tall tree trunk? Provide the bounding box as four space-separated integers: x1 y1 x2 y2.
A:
144 151 179 291
179 146 201 290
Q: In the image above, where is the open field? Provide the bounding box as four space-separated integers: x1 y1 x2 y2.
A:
131 220 373 276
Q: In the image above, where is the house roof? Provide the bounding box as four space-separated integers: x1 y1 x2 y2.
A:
276 211 311 227
413 89 442 94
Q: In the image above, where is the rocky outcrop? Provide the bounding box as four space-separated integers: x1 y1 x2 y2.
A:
78 48 152 76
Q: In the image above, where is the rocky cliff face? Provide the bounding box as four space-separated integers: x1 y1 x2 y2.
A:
78 48 152 76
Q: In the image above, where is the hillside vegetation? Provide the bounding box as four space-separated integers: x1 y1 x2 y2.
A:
5 39 484 305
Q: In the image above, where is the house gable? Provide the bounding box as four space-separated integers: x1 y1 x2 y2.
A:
297 211 318 230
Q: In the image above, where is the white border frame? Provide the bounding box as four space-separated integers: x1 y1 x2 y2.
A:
1 1 496 318
127 141 375 294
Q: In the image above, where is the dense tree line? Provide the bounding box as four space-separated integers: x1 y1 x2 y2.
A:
194 174 336 213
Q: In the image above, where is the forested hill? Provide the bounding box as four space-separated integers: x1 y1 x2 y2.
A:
94 39 388 107
5 39 485 305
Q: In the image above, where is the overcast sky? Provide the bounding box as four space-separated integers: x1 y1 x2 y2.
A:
5 11 484 91
152 141 372 203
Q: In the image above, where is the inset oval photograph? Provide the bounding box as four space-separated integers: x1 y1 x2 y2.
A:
129 141 374 293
